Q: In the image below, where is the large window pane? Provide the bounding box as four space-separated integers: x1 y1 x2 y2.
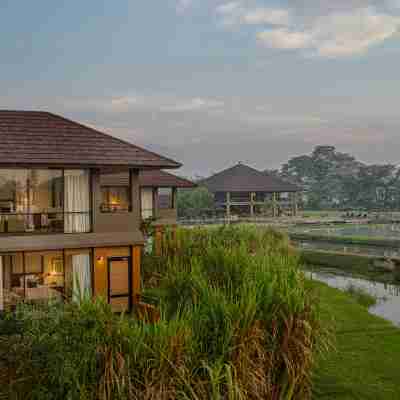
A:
29 170 63 232
0 169 91 234
24 252 64 301
64 170 90 233
65 249 92 301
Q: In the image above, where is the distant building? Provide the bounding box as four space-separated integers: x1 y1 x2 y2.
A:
201 163 301 218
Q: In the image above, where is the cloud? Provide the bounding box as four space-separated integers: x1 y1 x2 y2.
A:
161 97 224 112
258 8 400 57
216 2 290 27
217 2 400 57
257 29 312 50
176 0 193 13
310 8 400 57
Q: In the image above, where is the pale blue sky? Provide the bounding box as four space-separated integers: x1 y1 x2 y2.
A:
1 0 400 176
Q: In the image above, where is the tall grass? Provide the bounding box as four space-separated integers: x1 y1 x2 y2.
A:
0 225 325 400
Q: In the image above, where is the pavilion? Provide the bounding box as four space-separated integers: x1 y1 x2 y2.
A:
201 163 301 218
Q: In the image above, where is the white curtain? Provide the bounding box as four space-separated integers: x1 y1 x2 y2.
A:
0 256 3 311
141 188 153 219
64 171 90 233
72 254 91 303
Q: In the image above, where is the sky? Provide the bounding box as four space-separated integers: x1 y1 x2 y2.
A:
1 0 400 177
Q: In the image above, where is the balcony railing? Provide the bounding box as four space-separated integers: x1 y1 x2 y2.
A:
0 212 91 234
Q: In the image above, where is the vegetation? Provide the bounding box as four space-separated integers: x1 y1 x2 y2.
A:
177 187 215 219
300 250 397 284
290 232 400 248
311 282 400 400
0 226 324 400
279 145 400 210
344 284 377 308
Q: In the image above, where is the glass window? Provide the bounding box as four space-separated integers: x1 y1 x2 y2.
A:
158 188 174 209
0 252 64 305
64 170 90 233
0 169 91 234
101 186 131 213
65 249 92 301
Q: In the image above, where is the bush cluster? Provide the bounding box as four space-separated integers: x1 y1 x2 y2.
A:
1 226 322 400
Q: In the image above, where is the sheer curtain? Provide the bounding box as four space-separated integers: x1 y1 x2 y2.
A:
64 170 90 233
72 254 91 303
141 188 153 219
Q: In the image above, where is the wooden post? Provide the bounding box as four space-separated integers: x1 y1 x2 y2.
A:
272 192 277 218
132 245 142 304
250 192 255 218
152 188 158 219
292 192 298 217
226 192 231 221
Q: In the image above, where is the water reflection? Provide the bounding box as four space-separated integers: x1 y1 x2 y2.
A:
308 271 400 326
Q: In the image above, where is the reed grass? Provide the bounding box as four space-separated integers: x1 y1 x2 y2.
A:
0 225 325 400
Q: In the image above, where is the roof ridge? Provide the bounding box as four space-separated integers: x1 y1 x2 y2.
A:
43 112 181 169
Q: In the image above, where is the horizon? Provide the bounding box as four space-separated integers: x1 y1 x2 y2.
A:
2 1 400 176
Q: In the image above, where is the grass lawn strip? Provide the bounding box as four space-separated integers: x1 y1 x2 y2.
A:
313 281 400 400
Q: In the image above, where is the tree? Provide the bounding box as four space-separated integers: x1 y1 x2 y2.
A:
177 187 215 219
275 145 400 210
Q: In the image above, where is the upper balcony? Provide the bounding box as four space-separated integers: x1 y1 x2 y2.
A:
0 168 91 235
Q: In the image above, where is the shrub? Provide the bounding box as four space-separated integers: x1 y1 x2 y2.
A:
1 226 324 400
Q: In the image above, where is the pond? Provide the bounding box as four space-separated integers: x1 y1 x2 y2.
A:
309 270 400 326
292 223 400 239
296 240 400 258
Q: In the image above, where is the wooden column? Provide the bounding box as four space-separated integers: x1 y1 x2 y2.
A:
172 187 177 209
132 245 142 304
272 192 277 217
152 188 158 219
250 192 255 217
226 192 231 220
294 192 298 217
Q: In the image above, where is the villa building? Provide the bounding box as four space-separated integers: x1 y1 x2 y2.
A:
100 169 196 225
0 110 182 313
202 163 301 218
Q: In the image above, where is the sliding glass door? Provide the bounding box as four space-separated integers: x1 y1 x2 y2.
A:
0 168 91 234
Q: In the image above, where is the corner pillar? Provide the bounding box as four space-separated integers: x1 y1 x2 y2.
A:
132 245 142 304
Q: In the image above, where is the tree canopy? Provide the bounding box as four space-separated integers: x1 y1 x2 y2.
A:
279 146 400 210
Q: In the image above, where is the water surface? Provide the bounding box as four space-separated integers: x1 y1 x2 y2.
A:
309 271 400 326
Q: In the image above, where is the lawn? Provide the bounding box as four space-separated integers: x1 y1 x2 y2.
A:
313 282 400 400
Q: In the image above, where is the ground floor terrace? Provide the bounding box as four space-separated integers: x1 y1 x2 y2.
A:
214 190 300 218
0 243 142 313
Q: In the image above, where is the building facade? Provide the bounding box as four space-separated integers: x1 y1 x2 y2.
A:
0 110 181 313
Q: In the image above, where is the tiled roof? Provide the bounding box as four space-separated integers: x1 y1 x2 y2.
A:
0 110 181 169
201 163 301 193
101 170 196 188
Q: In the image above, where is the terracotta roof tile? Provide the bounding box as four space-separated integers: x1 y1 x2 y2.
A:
101 170 196 188
0 110 181 169
201 163 301 193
